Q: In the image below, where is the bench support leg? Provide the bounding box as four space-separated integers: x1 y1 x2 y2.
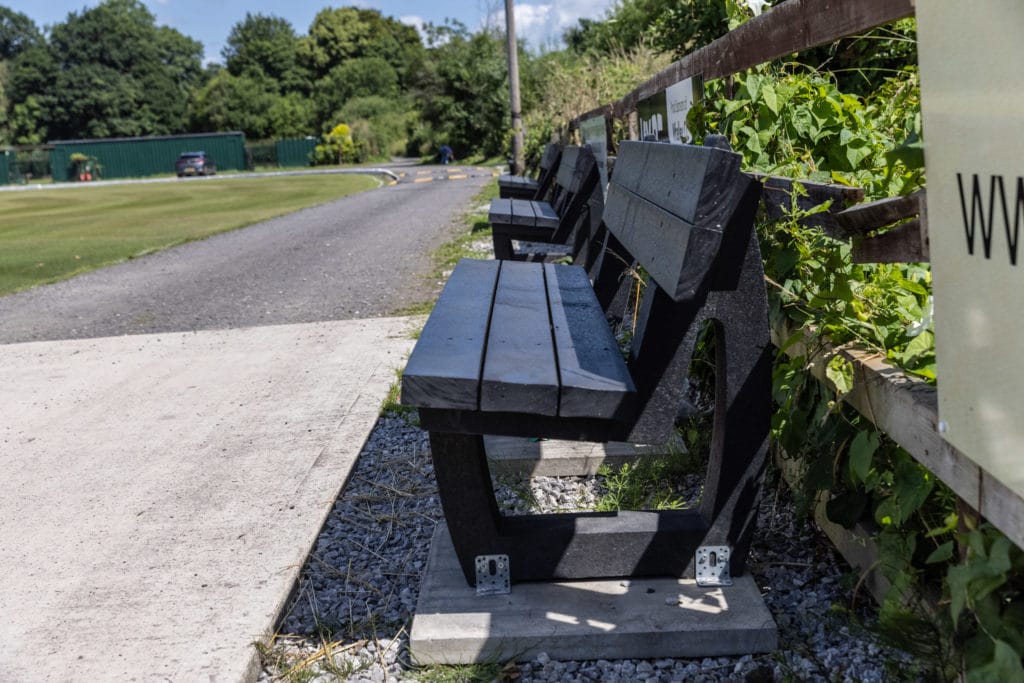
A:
429 431 712 586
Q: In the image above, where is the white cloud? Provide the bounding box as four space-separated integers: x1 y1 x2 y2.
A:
400 14 426 34
497 0 616 52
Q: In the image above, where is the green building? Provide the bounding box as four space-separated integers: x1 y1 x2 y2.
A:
49 132 246 182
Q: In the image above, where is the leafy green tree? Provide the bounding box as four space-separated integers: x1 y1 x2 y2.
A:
339 95 411 159
266 92 315 138
407 22 509 158
8 94 44 144
298 7 422 83
223 13 306 93
189 69 278 138
0 6 41 60
0 8 46 144
565 0 727 57
43 0 203 139
314 56 399 122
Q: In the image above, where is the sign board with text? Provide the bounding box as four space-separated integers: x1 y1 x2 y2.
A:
579 115 610 199
636 76 702 144
918 0 1024 496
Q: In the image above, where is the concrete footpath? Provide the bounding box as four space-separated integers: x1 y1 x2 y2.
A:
0 317 417 681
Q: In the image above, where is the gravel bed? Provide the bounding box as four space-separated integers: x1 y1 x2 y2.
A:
258 414 922 682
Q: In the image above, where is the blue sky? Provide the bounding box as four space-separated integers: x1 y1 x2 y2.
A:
2 0 617 64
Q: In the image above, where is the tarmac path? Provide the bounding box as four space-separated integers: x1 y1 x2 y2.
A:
0 163 494 344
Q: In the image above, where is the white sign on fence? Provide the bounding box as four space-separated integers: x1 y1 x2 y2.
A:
636 76 702 144
918 1 1024 496
665 77 698 145
579 115 609 199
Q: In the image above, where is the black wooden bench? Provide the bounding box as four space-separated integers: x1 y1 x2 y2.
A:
401 140 770 585
497 143 561 200
488 145 599 261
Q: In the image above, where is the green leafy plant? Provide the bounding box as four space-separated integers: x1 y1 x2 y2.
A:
692 50 1023 678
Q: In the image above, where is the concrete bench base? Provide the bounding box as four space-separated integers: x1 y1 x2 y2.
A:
409 525 778 665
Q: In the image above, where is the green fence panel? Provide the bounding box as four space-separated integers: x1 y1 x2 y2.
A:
49 132 248 182
0 151 10 185
275 138 317 168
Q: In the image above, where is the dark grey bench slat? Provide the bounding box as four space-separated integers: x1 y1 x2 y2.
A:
545 263 635 418
603 184 709 302
535 201 559 230
613 141 740 224
481 261 559 415
510 198 538 227
499 175 532 185
606 141 749 301
401 259 499 410
555 146 580 191
488 197 513 225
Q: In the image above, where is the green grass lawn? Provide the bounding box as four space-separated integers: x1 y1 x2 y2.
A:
0 174 380 295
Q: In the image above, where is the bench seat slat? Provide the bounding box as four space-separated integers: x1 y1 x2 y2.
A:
401 259 499 410
498 174 535 186
498 176 539 200
481 261 560 415
545 263 635 418
535 202 559 230
510 198 538 227
489 198 513 225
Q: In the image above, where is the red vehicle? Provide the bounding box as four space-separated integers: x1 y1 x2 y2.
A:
175 151 217 177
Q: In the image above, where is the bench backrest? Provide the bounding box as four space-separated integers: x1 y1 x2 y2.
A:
550 146 600 243
603 140 754 302
532 143 562 201
538 142 560 173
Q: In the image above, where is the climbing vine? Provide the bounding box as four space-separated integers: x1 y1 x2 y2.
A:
686 18 1024 677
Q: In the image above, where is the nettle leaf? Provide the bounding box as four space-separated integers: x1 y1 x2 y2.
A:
926 540 954 564
722 98 749 117
740 125 762 153
825 354 854 395
967 639 1024 683
897 330 935 369
948 563 972 627
899 277 929 297
886 133 925 171
893 459 933 524
745 73 763 102
773 246 800 276
761 83 780 115
845 143 873 171
848 429 880 483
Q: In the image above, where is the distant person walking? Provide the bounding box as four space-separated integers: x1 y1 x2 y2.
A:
439 144 454 165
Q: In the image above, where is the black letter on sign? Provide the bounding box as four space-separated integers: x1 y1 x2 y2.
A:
1010 177 1024 266
957 173 996 259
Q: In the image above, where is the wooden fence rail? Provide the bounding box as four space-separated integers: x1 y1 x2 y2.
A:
559 0 1024 554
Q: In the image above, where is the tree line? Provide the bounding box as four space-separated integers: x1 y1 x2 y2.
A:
0 0 912 164
0 0 517 161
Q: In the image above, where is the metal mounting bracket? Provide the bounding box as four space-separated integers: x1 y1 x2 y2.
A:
475 554 511 596
695 546 732 587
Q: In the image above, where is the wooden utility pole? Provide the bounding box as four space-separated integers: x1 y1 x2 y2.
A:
504 0 525 174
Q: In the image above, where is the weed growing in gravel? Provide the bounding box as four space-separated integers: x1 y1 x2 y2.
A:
381 367 418 422
411 660 519 683
254 632 373 682
594 441 704 512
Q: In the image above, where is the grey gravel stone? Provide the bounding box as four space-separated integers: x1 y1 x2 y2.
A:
258 414 926 682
